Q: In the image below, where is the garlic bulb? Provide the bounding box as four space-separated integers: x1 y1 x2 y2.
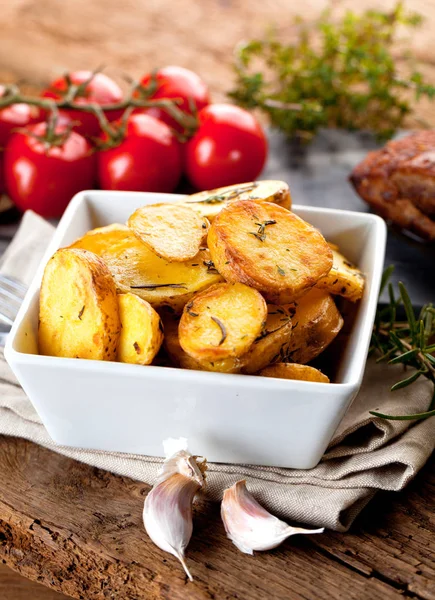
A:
143 439 206 581
221 480 324 554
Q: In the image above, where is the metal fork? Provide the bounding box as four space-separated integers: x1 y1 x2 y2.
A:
0 274 28 348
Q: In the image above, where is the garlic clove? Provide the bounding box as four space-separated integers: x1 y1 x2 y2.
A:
221 480 324 555
143 442 206 581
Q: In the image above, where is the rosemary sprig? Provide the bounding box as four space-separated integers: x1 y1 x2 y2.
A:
130 283 188 290
369 267 435 421
192 183 258 204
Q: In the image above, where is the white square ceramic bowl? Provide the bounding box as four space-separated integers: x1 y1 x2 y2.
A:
5 191 386 469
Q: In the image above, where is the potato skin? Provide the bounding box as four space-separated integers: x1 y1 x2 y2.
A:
70 224 222 313
316 248 365 302
179 282 267 361
284 288 343 364
128 203 209 262
208 201 333 304
38 248 120 360
259 363 330 383
181 180 292 221
117 293 164 365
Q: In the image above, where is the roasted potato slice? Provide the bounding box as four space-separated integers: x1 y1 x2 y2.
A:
38 248 120 360
163 303 293 374
163 315 242 373
70 225 223 313
117 293 164 365
208 200 333 303
284 288 343 364
179 282 267 361
128 203 209 262
316 248 365 302
181 180 291 221
240 304 293 374
259 363 330 383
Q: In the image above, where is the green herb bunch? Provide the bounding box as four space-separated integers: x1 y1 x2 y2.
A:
370 266 435 421
229 2 435 142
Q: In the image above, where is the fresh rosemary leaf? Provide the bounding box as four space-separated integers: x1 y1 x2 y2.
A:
398 282 416 340
390 370 423 391
380 265 395 296
388 349 418 364
369 408 435 421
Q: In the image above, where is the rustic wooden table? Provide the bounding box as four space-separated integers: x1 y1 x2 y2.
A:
0 436 434 600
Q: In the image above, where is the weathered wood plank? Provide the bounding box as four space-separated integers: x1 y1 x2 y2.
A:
0 564 68 600
1 436 432 600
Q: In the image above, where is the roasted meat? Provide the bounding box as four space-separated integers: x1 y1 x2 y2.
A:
349 131 435 241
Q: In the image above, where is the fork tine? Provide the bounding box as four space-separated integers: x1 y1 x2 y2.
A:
0 297 19 321
0 311 14 327
0 273 27 297
0 286 24 306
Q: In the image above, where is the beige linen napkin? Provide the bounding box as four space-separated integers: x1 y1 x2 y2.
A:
1 212 434 532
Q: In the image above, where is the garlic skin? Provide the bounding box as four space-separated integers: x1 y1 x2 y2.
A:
143 442 205 581
221 480 324 555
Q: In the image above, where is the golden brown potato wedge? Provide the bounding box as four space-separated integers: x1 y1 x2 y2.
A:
316 248 365 302
179 282 267 361
258 363 330 383
163 315 242 373
284 288 343 364
70 225 223 313
117 293 164 365
208 200 333 303
128 203 209 262
180 180 292 221
38 248 120 360
240 304 293 374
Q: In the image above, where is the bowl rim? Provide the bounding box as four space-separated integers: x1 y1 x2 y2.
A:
5 189 387 392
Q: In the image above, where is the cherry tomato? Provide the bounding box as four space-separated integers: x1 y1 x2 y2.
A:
42 71 123 138
138 66 210 131
4 123 96 218
0 153 4 195
98 113 182 193
184 104 267 190
0 85 42 148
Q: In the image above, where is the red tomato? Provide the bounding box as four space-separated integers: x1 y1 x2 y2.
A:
98 113 182 193
4 123 97 218
0 85 42 148
0 153 4 195
138 66 210 131
184 104 267 190
42 71 123 138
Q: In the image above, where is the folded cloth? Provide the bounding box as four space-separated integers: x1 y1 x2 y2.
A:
1 211 434 532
